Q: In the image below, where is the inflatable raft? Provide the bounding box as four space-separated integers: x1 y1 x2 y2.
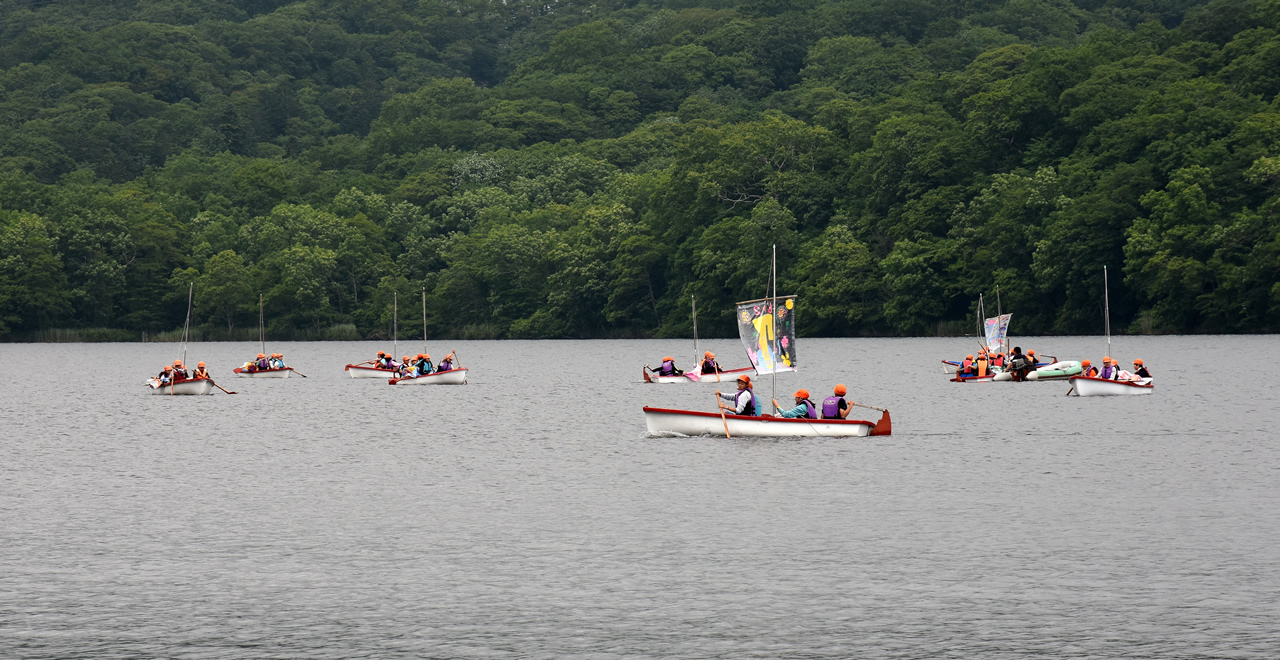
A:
1026 361 1082 381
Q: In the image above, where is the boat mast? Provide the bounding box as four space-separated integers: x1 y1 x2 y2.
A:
995 286 1002 355
1104 265 1111 358
422 288 428 355
393 291 398 360
770 244 777 405
181 282 193 368
259 293 265 356
691 295 699 369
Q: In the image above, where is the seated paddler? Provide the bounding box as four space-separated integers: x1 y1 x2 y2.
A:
437 352 455 372
650 356 683 377
773 389 818 419
191 361 209 379
716 375 759 416
699 352 721 374
415 353 433 375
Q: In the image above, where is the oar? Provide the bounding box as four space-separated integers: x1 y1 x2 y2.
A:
714 392 731 438
290 368 308 378
211 380 237 395
850 401 888 412
1065 386 1074 396
449 349 461 367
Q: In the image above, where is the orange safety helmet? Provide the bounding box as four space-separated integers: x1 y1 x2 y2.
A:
402 355 410 361
1081 359 1091 367
1103 356 1112 364
423 353 430 359
834 384 847 396
794 389 809 399
197 361 205 367
378 351 385 356
966 354 974 359
257 353 265 358
737 375 751 386
163 365 172 371
174 359 183 366
1028 350 1036 355
704 351 714 358
663 356 674 362
1133 358 1143 365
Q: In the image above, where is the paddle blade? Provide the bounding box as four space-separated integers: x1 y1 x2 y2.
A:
642 368 652 383
870 410 892 436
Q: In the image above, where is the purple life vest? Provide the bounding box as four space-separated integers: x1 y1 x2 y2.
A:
701 359 719 374
1100 365 1117 379
736 389 758 416
438 360 452 371
659 359 676 376
257 358 270 369
822 396 844 419
800 399 817 419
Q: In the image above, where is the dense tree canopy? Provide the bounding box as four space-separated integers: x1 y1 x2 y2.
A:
1 0 1278 340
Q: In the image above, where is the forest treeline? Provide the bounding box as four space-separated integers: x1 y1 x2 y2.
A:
1 0 1278 340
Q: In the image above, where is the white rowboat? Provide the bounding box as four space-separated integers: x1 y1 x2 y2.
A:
388 368 468 385
643 406 890 438
345 364 399 379
146 378 215 395
233 367 293 378
1069 376 1153 396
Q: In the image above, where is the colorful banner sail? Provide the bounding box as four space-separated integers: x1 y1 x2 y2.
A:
736 296 797 374
984 314 1011 354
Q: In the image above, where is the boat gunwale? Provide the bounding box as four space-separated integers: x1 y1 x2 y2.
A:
642 406 875 427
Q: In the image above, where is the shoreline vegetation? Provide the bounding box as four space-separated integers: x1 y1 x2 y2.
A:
2 0 1278 341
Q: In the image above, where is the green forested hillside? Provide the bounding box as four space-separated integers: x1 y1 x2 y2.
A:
1 0 1277 340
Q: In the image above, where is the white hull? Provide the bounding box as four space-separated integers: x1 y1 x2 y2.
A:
345 364 398 379
643 407 888 437
1026 361 1082 381
146 378 215 395
1069 376 1153 396
389 368 468 385
233 367 292 378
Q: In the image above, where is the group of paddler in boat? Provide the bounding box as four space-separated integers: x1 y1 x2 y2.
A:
356 350 456 378
714 375 855 420
240 352 288 372
1079 356 1151 380
956 347 1042 380
156 359 210 384
648 351 734 377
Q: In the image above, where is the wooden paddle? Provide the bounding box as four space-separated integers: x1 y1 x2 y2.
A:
290 368 308 378
1065 386 1074 396
850 401 888 412
211 380 237 394
714 392 731 438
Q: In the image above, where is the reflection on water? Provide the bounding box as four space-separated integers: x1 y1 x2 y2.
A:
1 336 1278 658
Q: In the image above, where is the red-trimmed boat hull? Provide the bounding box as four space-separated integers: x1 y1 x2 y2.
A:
643 406 890 437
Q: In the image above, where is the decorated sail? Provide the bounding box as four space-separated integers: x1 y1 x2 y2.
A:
736 296 797 374
984 314 1011 354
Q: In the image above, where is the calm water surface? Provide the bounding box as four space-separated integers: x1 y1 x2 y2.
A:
1 336 1278 658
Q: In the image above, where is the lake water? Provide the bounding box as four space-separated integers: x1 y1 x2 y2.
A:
2 336 1278 658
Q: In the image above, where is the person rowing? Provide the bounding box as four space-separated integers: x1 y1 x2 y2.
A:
157 365 173 384
1098 356 1120 380
436 351 456 372
821 384 853 419
1079 359 1098 378
191 361 209 379
1131 358 1151 379
699 352 721 374
650 356 683 377
773 389 817 419
172 360 188 381
268 353 286 369
716 375 759 416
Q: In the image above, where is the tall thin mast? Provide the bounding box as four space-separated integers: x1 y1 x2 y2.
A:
422 288 428 354
691 295 699 368
181 282 193 368
1104 265 1111 358
259 294 265 356
393 291 398 360
770 244 777 404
